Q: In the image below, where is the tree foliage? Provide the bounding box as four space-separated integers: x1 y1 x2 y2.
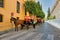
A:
24 1 35 14
47 7 51 19
47 7 51 17
24 1 45 19
35 1 45 19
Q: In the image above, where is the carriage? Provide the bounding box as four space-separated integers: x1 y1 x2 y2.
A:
10 17 35 31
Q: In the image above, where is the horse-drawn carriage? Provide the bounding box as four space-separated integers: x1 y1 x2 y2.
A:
10 17 35 31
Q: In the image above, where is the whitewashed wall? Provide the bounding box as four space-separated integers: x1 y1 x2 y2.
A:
51 1 60 19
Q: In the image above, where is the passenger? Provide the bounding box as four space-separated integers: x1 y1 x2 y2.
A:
33 20 36 29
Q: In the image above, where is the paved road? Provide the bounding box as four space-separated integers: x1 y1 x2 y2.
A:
0 22 60 40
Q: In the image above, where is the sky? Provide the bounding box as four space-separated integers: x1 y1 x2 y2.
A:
37 0 55 17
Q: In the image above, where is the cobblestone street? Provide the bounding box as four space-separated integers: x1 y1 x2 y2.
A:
0 22 60 40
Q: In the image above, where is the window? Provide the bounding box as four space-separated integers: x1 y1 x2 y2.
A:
17 1 20 13
0 14 3 22
0 0 4 7
25 9 27 15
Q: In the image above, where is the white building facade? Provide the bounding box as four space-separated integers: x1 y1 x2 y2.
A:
51 0 60 19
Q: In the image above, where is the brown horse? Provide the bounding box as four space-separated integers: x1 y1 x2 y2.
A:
10 17 29 31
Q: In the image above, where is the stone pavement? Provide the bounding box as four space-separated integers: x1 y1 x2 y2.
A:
0 22 60 40
0 29 54 40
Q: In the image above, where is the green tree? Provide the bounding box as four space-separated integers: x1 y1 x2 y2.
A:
37 1 42 10
24 1 36 14
24 1 45 19
47 7 51 19
35 1 45 19
53 15 56 19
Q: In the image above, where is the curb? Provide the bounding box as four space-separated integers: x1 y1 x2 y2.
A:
46 22 60 29
0 28 15 35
